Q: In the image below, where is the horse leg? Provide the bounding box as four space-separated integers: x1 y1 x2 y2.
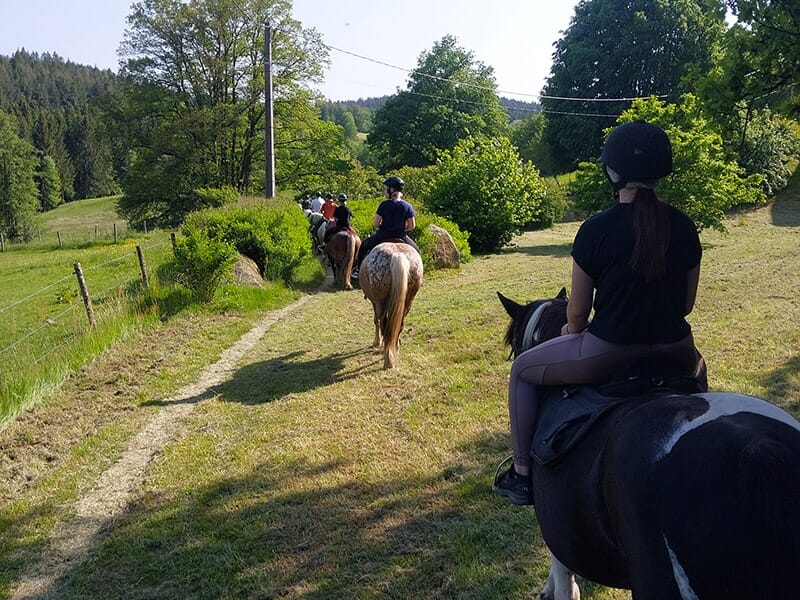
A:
540 554 580 600
371 301 384 348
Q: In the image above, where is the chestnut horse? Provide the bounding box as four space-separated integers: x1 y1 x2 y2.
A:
325 230 361 290
497 289 800 600
359 243 423 369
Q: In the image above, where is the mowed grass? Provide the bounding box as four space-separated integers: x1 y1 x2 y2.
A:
1 184 799 599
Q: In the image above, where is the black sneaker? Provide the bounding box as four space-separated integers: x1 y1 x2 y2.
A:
492 456 533 506
350 268 359 279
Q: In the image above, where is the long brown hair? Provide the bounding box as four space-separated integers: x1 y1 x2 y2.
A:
630 188 669 284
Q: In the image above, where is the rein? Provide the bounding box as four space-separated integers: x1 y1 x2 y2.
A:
521 301 553 353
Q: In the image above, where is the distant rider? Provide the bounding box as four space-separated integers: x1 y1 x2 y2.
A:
351 176 419 279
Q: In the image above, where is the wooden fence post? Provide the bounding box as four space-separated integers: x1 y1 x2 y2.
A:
0 231 5 252
170 232 177 256
113 223 118 244
73 262 96 327
57 231 63 248
95 225 98 239
136 245 150 288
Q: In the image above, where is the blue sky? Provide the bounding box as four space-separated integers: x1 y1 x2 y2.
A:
0 0 578 101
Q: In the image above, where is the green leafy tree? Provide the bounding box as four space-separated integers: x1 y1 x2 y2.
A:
426 136 553 253
568 95 765 231
368 35 509 171
509 113 553 175
0 111 39 240
36 154 63 211
724 0 800 116
116 0 329 225
542 0 726 172
736 109 800 196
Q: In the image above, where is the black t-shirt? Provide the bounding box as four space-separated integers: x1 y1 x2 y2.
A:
333 204 352 228
571 202 701 344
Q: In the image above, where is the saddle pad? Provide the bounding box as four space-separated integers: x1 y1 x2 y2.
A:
532 386 632 466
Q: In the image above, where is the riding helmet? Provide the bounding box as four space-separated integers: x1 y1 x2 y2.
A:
600 121 672 192
337 193 347 202
383 176 404 192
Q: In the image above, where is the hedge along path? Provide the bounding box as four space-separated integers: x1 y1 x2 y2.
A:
11 277 332 600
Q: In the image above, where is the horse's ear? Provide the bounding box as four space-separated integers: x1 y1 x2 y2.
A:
557 287 568 301
497 291 525 319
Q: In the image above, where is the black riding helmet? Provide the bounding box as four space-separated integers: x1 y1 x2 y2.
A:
383 176 404 192
600 121 672 192
337 193 347 202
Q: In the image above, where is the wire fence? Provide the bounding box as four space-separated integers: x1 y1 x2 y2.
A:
0 237 175 422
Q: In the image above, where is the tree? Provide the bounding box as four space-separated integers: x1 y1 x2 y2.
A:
542 0 727 172
426 136 554 253
0 111 39 240
509 113 553 175
568 95 765 231
116 0 330 225
368 36 508 171
725 0 800 116
36 154 63 211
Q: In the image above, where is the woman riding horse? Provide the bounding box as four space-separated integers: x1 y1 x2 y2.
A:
350 176 420 280
494 121 705 505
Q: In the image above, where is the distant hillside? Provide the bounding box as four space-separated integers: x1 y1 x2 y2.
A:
318 95 540 133
0 50 118 201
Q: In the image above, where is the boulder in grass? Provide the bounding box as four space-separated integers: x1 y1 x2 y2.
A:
233 255 264 287
426 224 460 269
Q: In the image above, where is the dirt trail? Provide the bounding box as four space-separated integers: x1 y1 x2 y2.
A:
11 285 328 600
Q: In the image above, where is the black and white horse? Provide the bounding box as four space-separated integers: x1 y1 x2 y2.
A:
497 289 800 600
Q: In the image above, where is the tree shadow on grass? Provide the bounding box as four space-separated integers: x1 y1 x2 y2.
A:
212 347 382 405
498 242 573 258
761 354 800 416
22 432 560 600
768 197 800 227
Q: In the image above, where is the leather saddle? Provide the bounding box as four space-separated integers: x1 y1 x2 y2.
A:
531 351 706 466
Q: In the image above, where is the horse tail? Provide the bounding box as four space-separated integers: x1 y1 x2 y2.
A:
383 252 409 368
342 233 355 278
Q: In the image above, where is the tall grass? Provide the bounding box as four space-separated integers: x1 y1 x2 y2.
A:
0 193 326 427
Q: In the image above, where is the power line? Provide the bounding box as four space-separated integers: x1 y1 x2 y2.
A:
403 88 622 119
324 43 668 103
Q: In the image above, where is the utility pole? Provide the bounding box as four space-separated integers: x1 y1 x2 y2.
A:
264 23 276 199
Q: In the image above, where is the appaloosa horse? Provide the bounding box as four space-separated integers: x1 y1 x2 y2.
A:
326 230 361 290
360 242 423 369
497 289 800 600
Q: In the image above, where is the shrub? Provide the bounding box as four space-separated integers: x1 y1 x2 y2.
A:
736 109 800 196
194 185 239 207
172 227 237 303
347 197 471 270
182 201 314 283
426 136 553 253
568 95 765 231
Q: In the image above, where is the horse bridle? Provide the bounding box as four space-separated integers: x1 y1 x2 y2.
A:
521 301 553 353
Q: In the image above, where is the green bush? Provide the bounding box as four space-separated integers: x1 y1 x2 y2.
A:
183 201 314 283
194 185 239 207
347 197 471 271
173 227 237 303
426 136 554 253
569 95 766 231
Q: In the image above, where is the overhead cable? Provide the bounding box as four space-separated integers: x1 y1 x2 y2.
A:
324 44 668 103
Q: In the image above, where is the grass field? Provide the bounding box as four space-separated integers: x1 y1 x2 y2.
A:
0 183 798 599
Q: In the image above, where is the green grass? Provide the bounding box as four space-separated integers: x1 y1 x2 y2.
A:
0 181 798 599
0 194 319 426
